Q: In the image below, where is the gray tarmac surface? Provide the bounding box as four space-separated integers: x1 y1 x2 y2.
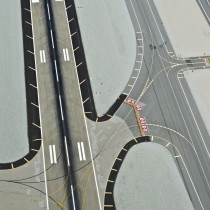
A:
0 0 28 162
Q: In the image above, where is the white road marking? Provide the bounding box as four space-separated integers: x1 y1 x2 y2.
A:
77 142 82 161
71 185 76 210
54 60 59 82
50 30 54 48
63 48 69 61
63 48 67 61
64 136 70 166
65 48 69 61
32 0 39 3
49 145 53 164
47 3 50 20
52 145 57 163
40 50 43 63
40 50 46 63
59 94 64 120
81 142 86 161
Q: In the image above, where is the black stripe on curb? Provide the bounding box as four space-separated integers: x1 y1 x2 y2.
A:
64 0 127 122
104 136 151 210
0 0 41 170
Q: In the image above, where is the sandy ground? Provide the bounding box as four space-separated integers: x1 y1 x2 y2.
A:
0 1 28 162
75 0 136 116
153 0 210 58
184 69 210 137
114 142 194 210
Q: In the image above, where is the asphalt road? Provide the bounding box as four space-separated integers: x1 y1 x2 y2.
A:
115 0 210 209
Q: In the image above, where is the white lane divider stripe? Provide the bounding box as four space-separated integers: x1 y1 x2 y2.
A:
63 48 67 61
65 48 69 61
49 145 57 164
81 142 86 161
49 145 53 164
40 50 43 63
71 185 76 210
59 94 64 120
77 142 82 161
54 60 59 82
64 136 70 166
50 30 54 48
52 145 57 163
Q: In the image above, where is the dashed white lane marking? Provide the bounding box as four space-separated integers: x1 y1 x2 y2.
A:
49 145 53 164
64 136 70 166
59 94 64 120
54 60 59 82
32 0 39 3
47 3 50 20
71 185 76 210
50 30 54 48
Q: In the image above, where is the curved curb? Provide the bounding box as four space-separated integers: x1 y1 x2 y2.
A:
0 0 41 169
104 136 151 209
65 0 127 122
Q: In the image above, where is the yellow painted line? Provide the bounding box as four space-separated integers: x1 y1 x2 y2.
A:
134 138 138 143
69 18 74 22
25 21 32 25
31 102 39 108
66 5 72 10
26 35 33 39
32 123 41 128
31 148 38 152
80 79 86 85
28 66 36 71
24 8 30 12
33 139 42 141
83 97 89 104
76 62 83 68
30 84 37 89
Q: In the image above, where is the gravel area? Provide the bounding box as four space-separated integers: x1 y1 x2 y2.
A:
114 142 194 210
0 0 28 163
75 0 136 116
153 0 210 58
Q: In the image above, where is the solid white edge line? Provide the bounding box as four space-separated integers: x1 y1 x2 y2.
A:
65 48 69 61
54 60 59 82
52 145 57 163
50 30 54 48
40 50 43 63
64 136 70 166
49 145 53 164
58 94 64 120
77 142 82 161
63 48 67 61
81 142 86 161
71 185 76 210
30 1 49 209
63 0 102 208
47 3 51 20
